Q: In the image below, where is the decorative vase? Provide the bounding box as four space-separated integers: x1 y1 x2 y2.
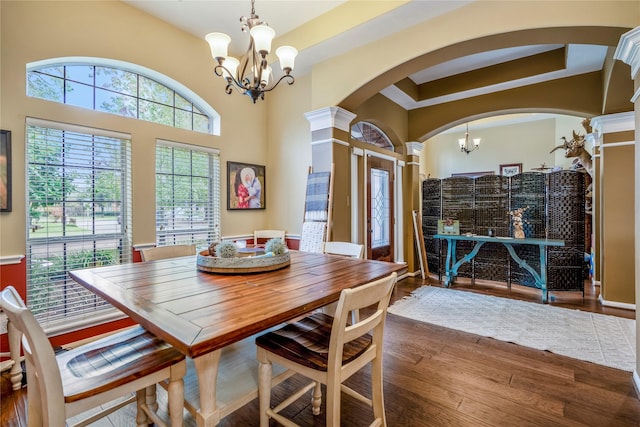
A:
513 224 525 239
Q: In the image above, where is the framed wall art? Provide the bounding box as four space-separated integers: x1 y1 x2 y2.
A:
227 161 266 210
1 130 11 212
500 163 522 177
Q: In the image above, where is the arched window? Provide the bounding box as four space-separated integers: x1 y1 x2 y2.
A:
350 121 394 152
27 58 220 135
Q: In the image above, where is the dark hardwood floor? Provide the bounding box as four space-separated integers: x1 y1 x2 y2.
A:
2 275 639 426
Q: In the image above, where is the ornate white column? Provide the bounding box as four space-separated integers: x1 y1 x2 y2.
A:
613 24 640 397
304 107 357 242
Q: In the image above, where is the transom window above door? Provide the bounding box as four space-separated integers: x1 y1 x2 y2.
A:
351 121 394 152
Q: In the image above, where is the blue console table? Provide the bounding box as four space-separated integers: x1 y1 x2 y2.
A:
433 234 565 302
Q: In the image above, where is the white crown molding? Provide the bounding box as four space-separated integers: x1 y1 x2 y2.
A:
589 112 635 138
352 147 364 156
585 132 599 148
631 87 640 104
304 107 356 132
614 26 640 80
405 141 424 157
0 255 25 266
310 137 349 147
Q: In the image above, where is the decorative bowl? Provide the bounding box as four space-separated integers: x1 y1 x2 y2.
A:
196 249 290 274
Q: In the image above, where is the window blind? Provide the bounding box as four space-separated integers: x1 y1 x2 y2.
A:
26 120 132 333
155 140 220 248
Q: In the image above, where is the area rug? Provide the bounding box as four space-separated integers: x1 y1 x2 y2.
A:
388 286 636 372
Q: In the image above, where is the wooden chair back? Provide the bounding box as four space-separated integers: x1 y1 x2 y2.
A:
140 243 196 261
329 272 396 364
256 272 397 426
1 286 66 426
323 241 364 259
0 285 186 427
253 230 285 246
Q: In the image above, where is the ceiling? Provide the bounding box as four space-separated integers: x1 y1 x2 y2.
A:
123 0 628 132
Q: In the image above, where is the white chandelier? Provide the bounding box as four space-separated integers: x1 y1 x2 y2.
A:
205 0 298 103
459 123 480 154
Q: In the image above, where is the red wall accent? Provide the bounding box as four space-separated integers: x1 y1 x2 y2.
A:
0 258 27 354
0 257 135 353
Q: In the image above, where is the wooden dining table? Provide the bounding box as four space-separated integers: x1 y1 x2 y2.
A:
70 250 404 427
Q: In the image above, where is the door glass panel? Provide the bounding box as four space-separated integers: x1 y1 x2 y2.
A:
370 168 390 248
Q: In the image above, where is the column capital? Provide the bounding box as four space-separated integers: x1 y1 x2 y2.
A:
304 107 356 132
590 112 635 140
405 141 424 157
614 26 640 80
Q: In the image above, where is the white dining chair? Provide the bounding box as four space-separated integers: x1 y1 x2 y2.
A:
256 272 398 427
322 241 366 322
0 285 186 427
323 241 365 259
253 230 286 247
140 244 196 261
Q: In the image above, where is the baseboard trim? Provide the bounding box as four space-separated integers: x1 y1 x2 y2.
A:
598 294 636 311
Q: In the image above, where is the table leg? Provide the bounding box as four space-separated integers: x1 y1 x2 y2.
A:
7 319 23 391
194 350 222 427
503 243 548 303
539 245 548 303
443 239 455 287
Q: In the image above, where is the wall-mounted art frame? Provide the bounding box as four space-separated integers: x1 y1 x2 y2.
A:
500 163 522 177
227 161 266 210
1 130 11 212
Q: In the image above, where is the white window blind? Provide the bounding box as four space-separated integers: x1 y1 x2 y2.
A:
26 120 132 333
155 140 220 247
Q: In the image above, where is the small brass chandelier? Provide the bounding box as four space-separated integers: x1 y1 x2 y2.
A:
205 0 298 103
459 123 481 154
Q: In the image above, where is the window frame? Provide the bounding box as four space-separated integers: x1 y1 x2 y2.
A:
154 139 221 248
26 57 221 135
25 118 132 334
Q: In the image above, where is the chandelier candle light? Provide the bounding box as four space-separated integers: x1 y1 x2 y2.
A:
205 0 298 103
459 123 481 154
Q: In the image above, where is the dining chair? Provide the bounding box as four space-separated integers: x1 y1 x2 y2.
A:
256 272 398 427
321 241 366 322
0 286 187 427
253 230 286 247
140 244 196 261
323 241 365 259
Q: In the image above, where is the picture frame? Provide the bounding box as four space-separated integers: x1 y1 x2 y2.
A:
500 163 522 177
1 130 11 212
227 161 266 210
437 219 460 235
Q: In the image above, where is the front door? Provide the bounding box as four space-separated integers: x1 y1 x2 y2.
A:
366 155 394 261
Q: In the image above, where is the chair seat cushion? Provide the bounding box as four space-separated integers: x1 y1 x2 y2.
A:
57 325 185 402
256 312 372 371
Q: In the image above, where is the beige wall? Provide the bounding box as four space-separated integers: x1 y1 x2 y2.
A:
265 73 313 237
0 0 272 254
311 1 638 110
421 117 585 179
